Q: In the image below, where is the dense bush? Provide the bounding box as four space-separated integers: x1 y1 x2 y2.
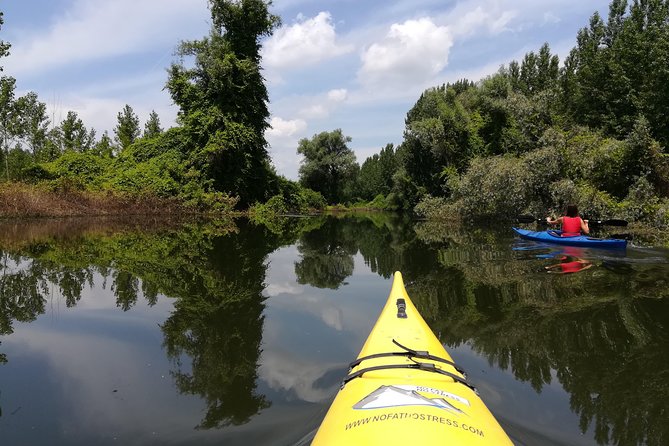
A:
414 195 458 221
452 156 530 220
45 151 109 188
103 150 185 197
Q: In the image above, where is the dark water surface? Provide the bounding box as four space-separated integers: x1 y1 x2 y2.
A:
0 215 667 446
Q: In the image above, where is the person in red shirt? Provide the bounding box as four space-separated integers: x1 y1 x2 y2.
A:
546 204 589 236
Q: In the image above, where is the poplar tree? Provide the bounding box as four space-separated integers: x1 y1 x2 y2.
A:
143 110 163 138
114 104 140 150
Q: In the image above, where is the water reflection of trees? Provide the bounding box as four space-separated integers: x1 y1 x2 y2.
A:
406 222 669 446
289 216 669 446
0 218 286 429
294 218 357 289
160 221 283 427
2 215 668 444
293 213 423 288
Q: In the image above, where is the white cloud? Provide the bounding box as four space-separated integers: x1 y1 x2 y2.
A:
267 116 307 139
266 117 306 179
327 88 348 102
448 6 518 38
358 18 452 88
263 11 354 69
5 0 207 76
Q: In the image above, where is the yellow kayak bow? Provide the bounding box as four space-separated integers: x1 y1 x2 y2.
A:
312 271 513 445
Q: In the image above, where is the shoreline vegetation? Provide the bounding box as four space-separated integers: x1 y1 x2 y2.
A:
0 1 667 236
0 182 199 218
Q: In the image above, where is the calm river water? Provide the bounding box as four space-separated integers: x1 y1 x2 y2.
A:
0 214 667 446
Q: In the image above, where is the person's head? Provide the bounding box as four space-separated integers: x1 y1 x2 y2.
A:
566 204 578 217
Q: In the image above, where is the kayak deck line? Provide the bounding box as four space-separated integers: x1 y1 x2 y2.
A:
342 360 478 393
312 271 514 445
348 338 466 374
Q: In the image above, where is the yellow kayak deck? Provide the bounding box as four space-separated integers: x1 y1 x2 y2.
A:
312 272 513 445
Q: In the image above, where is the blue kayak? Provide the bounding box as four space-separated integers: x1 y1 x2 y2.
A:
513 227 627 249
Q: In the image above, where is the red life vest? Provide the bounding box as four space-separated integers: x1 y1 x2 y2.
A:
562 217 582 236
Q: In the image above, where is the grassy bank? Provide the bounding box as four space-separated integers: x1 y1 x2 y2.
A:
0 182 206 218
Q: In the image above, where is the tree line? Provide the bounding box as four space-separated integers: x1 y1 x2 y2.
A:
1 0 668 225
0 1 289 212
291 0 669 227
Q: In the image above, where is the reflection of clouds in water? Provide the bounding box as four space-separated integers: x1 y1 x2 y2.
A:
4 319 200 441
320 306 343 331
263 281 303 297
259 246 390 404
259 349 341 403
265 247 345 331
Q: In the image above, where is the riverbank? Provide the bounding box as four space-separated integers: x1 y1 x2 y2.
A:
0 182 218 218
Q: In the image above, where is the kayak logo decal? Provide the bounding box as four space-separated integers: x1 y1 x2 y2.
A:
352 385 465 414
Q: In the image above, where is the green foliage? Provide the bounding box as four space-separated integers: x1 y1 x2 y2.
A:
621 176 661 221
564 1 669 147
114 104 140 150
250 178 326 220
60 111 94 152
362 143 399 199
249 195 288 222
103 150 185 196
453 156 530 220
387 166 424 210
297 129 359 204
45 151 108 187
368 193 392 210
165 0 281 206
143 110 163 138
277 178 326 213
414 195 458 221
19 164 55 183
297 187 327 211
13 91 50 158
401 85 483 196
548 179 618 219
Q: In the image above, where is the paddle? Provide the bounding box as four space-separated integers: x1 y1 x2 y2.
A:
515 214 628 227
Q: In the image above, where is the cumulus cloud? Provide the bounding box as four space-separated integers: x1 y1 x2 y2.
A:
266 116 307 139
266 116 307 178
358 18 452 88
263 12 354 69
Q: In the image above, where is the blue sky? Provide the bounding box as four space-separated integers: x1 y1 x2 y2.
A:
2 0 612 179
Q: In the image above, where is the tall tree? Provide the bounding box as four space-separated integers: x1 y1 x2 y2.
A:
297 129 358 204
114 104 140 150
0 11 13 178
14 92 50 159
401 84 482 197
358 144 398 200
61 111 93 152
536 43 560 91
0 76 16 180
165 0 281 207
143 110 163 138
564 1 669 145
93 131 114 158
